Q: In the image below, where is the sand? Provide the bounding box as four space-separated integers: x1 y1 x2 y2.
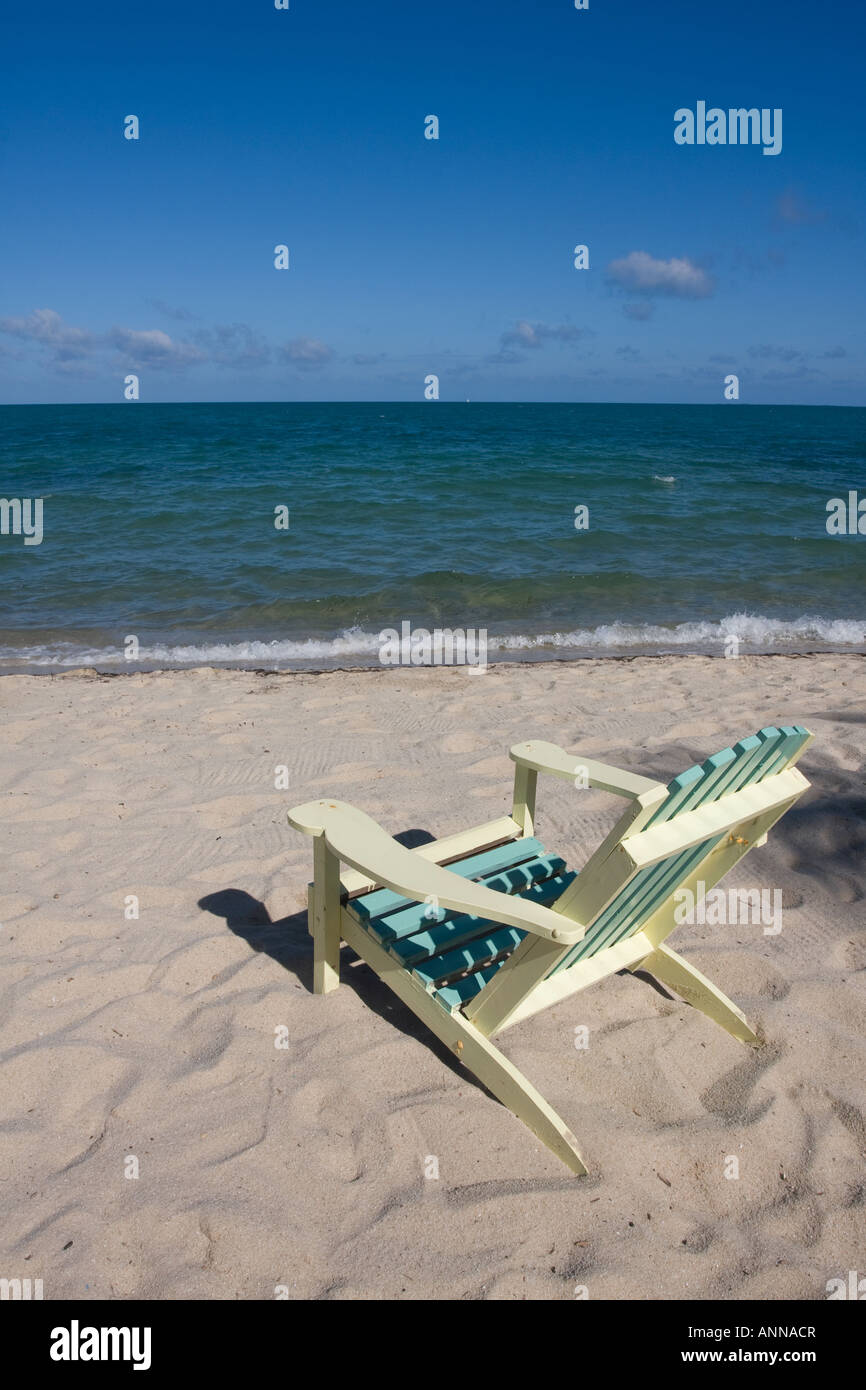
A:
1 653 864 1300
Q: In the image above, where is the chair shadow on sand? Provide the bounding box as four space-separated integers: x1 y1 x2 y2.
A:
197 827 477 1085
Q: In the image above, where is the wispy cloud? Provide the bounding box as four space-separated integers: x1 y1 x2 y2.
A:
280 336 332 369
107 326 205 369
775 188 827 226
606 251 714 299
489 319 585 363
760 366 823 382
192 322 271 368
0 308 93 364
281 336 333 369
147 298 202 323
748 343 804 363
623 301 653 321
0 307 334 376
501 320 582 349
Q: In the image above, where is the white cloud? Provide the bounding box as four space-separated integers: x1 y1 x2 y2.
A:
501 320 582 349
606 251 714 299
0 310 337 379
489 320 586 362
281 336 333 368
748 344 803 362
108 326 205 369
0 308 92 360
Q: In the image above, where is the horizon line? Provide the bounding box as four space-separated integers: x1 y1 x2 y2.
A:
1 399 862 410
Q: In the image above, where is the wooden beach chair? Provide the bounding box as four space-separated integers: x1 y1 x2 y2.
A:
288 725 812 1175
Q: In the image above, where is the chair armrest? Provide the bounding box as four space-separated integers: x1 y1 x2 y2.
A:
288 798 584 944
510 740 666 803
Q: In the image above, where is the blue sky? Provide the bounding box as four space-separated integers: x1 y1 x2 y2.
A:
1 0 864 404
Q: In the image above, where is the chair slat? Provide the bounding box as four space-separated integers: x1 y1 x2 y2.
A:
413 926 526 989
756 725 810 778
549 724 807 975
389 870 575 964
352 836 548 924
367 852 566 944
554 744 742 970
434 964 502 1014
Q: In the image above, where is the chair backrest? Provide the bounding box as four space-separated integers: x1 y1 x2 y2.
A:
547 725 812 976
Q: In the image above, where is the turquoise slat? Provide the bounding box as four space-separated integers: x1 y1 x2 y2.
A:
593 731 784 954
589 730 784 954
351 836 547 924
551 725 795 974
366 852 567 944
644 761 706 828
434 964 501 1012
580 726 810 967
557 743 745 970
717 728 780 794
756 725 810 778
412 926 526 989
348 838 577 1015
389 870 575 965
427 866 579 1009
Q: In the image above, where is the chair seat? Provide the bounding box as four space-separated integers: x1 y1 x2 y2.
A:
348 836 576 1013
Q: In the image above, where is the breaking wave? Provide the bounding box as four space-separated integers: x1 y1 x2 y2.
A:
1 613 864 670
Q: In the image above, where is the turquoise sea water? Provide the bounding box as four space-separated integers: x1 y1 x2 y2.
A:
0 402 864 670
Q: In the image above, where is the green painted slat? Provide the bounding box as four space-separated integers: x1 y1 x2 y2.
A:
368 852 567 944
589 731 781 957
600 835 728 954
645 761 706 828
352 836 547 924
704 730 776 802
389 870 575 964
588 731 783 957
413 926 525 989
550 727 792 976
559 746 742 969
722 727 781 793
756 725 810 779
434 964 501 1013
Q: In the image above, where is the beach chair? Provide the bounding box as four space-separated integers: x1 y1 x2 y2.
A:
288 725 812 1175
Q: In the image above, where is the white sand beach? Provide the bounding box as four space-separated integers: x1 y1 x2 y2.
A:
2 653 865 1300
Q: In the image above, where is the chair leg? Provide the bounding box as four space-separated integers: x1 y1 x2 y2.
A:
448 1012 588 1176
311 837 342 994
338 906 588 1175
632 942 761 1047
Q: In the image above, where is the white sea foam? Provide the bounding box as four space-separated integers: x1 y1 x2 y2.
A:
490 614 866 651
1 614 863 669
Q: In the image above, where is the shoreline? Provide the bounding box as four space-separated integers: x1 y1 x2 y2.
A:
2 646 865 678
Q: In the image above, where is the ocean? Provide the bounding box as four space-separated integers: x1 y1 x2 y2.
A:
0 401 863 671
